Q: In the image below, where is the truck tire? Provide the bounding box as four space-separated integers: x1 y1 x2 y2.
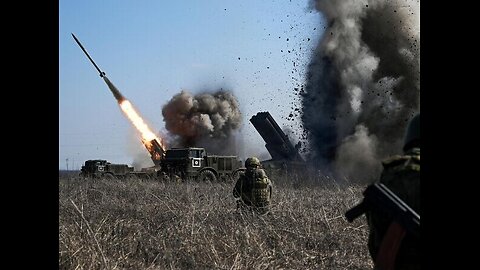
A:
126 174 139 180
196 170 217 182
103 173 116 180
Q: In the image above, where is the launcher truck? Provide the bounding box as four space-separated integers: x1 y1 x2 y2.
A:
142 138 244 182
250 111 307 175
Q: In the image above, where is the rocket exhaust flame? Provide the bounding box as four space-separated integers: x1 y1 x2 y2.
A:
72 33 167 161
119 100 165 149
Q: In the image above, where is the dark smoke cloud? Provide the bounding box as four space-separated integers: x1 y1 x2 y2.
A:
302 0 419 183
162 90 242 155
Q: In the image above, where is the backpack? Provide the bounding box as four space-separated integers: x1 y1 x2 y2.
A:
250 169 271 206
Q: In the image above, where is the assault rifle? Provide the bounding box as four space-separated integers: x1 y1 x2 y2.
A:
345 183 420 237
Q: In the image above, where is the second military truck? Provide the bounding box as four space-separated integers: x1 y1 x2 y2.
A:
80 159 157 179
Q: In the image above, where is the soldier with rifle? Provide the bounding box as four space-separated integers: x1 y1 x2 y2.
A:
346 114 420 270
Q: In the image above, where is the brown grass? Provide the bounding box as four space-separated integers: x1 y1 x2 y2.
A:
59 173 373 269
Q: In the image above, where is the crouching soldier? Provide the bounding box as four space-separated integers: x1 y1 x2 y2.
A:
233 157 273 215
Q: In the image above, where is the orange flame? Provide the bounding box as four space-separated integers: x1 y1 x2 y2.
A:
119 100 166 149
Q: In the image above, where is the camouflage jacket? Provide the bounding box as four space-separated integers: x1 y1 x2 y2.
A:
233 168 272 208
366 148 420 270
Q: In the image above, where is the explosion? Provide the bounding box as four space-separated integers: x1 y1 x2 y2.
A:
162 90 242 155
302 0 420 182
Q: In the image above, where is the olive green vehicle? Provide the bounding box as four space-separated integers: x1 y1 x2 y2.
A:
160 147 245 182
80 159 156 180
80 146 244 182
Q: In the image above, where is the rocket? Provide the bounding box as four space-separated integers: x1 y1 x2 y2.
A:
71 33 125 102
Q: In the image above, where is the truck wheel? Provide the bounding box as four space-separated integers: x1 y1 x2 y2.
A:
103 173 116 180
127 174 138 180
196 170 217 182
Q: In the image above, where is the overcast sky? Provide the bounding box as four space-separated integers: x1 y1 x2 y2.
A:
59 0 325 170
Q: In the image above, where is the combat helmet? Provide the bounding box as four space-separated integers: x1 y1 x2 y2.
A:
245 157 261 168
403 114 420 151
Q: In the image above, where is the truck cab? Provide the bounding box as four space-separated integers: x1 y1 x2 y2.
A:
81 159 108 177
161 148 205 179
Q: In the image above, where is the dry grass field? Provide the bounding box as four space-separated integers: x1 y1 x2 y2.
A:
59 172 373 269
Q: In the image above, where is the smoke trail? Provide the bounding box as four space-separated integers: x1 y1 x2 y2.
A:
302 0 420 182
162 90 242 155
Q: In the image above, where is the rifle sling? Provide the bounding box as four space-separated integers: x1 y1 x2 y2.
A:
375 222 406 270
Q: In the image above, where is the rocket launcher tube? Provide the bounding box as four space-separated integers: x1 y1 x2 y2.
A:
143 138 165 166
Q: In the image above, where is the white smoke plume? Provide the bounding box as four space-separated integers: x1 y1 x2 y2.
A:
126 130 154 170
335 124 381 183
162 90 242 155
302 0 420 182
131 153 154 171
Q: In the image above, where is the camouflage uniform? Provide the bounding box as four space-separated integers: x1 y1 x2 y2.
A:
366 114 420 270
233 157 273 215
